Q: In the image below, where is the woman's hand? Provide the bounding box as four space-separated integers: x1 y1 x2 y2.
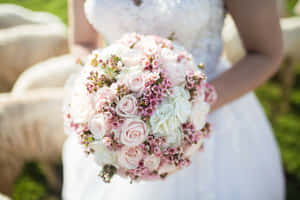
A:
68 0 101 58
210 0 283 112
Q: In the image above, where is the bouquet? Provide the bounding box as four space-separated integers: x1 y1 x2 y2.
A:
64 33 217 183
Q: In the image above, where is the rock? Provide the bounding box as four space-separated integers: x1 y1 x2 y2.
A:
0 89 66 195
0 4 62 29
0 4 68 92
0 23 68 92
12 54 80 94
222 15 300 64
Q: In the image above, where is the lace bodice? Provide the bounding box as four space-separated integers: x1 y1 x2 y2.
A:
84 0 225 77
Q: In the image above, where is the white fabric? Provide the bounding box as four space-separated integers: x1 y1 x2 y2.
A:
62 0 285 199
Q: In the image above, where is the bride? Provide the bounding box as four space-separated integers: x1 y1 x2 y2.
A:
63 0 285 199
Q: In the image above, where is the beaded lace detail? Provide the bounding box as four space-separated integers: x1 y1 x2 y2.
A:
84 0 225 78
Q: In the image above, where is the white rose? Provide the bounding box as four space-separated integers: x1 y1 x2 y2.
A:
190 101 210 130
171 87 192 122
121 50 144 66
150 86 191 145
116 95 138 117
88 114 108 139
144 155 160 171
118 146 143 169
117 66 145 96
89 142 117 166
164 128 183 147
120 118 148 146
150 103 177 135
160 48 186 85
135 37 159 55
69 84 95 124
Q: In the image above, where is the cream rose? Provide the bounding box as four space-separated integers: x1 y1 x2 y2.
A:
128 73 144 94
88 114 108 139
118 146 143 169
89 142 117 166
69 85 95 124
117 66 145 96
120 118 148 146
160 48 186 85
144 155 160 171
116 95 138 117
190 101 210 130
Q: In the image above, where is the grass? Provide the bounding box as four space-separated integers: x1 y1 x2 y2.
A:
0 0 68 24
256 66 300 199
1 0 300 199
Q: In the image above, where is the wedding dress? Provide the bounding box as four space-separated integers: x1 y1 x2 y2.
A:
62 0 285 199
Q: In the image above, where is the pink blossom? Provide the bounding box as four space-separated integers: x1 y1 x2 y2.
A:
204 83 218 104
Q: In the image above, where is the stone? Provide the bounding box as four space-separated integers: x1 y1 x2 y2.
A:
0 4 62 29
0 88 66 195
12 54 80 94
0 4 68 92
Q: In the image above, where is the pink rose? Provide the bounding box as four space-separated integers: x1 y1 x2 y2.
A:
116 95 137 117
120 119 148 146
88 114 109 139
118 146 143 169
144 155 160 171
128 74 144 95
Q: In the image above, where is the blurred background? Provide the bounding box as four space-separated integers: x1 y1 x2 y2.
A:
0 0 299 199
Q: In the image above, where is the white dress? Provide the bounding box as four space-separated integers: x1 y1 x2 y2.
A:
62 0 285 199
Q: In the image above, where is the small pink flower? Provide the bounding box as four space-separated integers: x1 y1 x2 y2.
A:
120 119 148 146
95 87 116 109
116 95 137 117
118 146 143 169
204 83 217 104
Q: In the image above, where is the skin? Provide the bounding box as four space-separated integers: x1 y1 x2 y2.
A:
69 0 283 112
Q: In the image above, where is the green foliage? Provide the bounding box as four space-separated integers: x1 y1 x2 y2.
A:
287 0 299 16
256 63 300 200
12 162 48 200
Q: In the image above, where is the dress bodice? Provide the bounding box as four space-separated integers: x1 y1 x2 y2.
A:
84 0 225 77
63 2 286 199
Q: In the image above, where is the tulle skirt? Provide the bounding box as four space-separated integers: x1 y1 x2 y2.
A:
62 58 285 200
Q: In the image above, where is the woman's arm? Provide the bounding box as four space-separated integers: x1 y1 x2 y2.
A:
68 0 100 58
210 0 283 112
